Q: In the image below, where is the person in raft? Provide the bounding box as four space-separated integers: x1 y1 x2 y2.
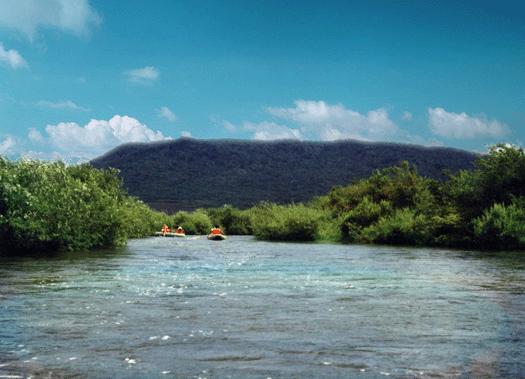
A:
161 224 170 235
210 227 223 235
176 226 185 234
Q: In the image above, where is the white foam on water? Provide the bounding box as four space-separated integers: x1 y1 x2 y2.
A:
161 371 170 375
161 335 170 340
68 357 77 361
322 361 332 365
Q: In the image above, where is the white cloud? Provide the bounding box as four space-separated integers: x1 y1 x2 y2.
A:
428 107 509 139
125 66 159 85
0 136 15 154
245 121 302 141
158 106 177 122
0 0 101 40
28 128 44 143
0 43 27 69
41 115 169 160
402 111 413 121
223 120 237 132
267 100 398 141
37 100 89 111
181 131 192 138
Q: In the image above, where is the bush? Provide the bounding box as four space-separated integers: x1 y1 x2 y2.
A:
120 197 171 239
250 202 321 241
473 198 525 250
172 210 212 235
0 159 169 253
205 205 252 235
361 208 432 245
341 197 392 242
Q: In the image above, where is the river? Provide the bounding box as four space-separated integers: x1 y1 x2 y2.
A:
1 236 524 378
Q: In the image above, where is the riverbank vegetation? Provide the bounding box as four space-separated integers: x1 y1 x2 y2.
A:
1 144 524 253
203 144 525 250
0 159 170 252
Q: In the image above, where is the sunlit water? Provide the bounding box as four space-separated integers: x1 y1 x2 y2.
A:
1 236 524 378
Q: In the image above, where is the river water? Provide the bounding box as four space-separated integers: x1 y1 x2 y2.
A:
0 236 524 378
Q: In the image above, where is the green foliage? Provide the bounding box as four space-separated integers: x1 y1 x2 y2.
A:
0 159 168 253
473 198 525 250
172 210 212 235
120 197 171 239
341 197 393 242
205 205 252 235
3 143 523 252
361 208 432 246
242 147 525 250
447 144 525 220
250 202 322 241
316 215 343 242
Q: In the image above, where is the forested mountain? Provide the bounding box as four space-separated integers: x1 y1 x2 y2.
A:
91 138 477 212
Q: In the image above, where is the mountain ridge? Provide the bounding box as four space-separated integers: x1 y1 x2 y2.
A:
91 138 477 212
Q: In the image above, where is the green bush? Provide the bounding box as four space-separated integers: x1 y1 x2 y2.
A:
316 214 343 242
341 197 392 242
172 210 212 235
473 198 525 250
361 208 432 246
250 202 321 241
205 205 252 235
120 197 171 239
0 159 169 253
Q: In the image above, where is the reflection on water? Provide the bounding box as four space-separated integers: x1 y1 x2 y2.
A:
1 237 524 378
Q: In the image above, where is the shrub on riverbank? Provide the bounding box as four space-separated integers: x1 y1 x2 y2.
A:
172 210 212 234
205 205 252 235
120 197 172 239
236 144 525 250
473 198 525 250
250 203 322 241
0 159 168 252
3 144 524 252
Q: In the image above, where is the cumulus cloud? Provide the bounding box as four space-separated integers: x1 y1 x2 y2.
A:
125 66 159 85
37 100 89 111
0 43 27 69
267 100 398 141
428 107 509 139
0 136 15 154
158 106 177 122
40 115 168 160
223 120 237 133
181 131 192 138
28 128 44 143
244 121 303 141
402 111 413 121
0 0 101 40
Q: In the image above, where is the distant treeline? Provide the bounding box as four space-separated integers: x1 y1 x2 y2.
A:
91 138 476 211
1 144 524 253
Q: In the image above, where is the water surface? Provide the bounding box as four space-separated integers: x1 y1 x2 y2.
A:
1 237 524 378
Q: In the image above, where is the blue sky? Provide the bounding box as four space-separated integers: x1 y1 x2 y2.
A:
0 0 524 160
